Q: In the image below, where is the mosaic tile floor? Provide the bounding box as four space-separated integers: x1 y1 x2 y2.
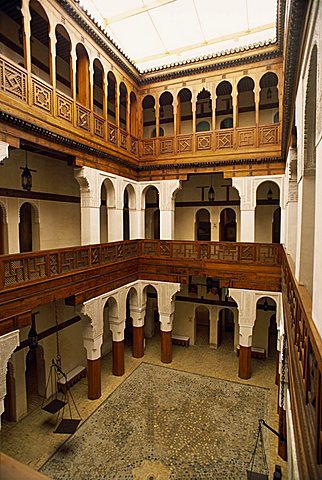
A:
40 363 269 480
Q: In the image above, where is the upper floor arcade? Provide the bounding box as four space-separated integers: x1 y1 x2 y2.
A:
0 0 285 179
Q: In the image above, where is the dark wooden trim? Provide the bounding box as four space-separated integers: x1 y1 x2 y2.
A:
87 358 101 400
238 345 251 379
160 330 172 364
112 340 125 376
0 188 80 204
132 325 144 358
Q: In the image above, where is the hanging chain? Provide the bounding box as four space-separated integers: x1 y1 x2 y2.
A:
54 301 61 368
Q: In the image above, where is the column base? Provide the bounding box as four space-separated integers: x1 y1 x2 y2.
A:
161 330 172 364
238 346 251 379
112 340 125 376
87 358 101 400
132 326 144 358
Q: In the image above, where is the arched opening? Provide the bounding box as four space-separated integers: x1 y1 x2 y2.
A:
159 91 174 136
268 314 278 358
216 81 233 129
255 181 280 243
237 76 255 127
55 25 72 96
142 95 156 138
93 59 104 116
25 343 46 411
219 208 236 242
253 297 277 358
30 0 51 83
123 188 130 241
259 72 279 125
102 299 114 358
177 88 192 134
195 305 210 345
196 89 212 131
195 208 211 241
144 186 160 239
144 285 159 340
100 178 115 243
119 82 127 130
0 1 25 68
130 92 137 136
107 71 116 124
0 204 8 254
19 202 39 252
297 45 317 296
217 308 235 348
76 43 90 107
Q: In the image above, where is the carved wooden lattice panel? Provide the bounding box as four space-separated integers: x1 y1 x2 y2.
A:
239 245 256 262
108 123 117 144
60 250 89 273
142 242 157 256
210 244 238 261
0 58 27 102
31 78 52 112
120 129 128 149
257 245 278 264
159 242 171 256
173 243 198 258
94 115 105 138
130 137 138 155
56 93 73 123
91 247 100 265
123 242 138 257
216 130 233 149
177 135 192 153
237 128 255 147
142 140 155 156
76 104 90 131
49 253 59 275
4 257 46 286
160 139 174 154
259 125 279 145
196 134 211 151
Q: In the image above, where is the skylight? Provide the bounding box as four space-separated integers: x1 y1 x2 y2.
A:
79 0 277 72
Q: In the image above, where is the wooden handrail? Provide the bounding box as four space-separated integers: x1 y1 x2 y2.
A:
281 248 322 479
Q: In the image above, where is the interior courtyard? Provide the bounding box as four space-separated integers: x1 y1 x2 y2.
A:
0 0 321 479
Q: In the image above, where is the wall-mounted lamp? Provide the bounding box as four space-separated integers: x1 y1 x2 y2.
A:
267 188 273 201
28 316 38 350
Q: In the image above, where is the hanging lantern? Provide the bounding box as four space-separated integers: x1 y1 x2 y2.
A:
21 164 32 191
28 317 38 350
208 185 215 202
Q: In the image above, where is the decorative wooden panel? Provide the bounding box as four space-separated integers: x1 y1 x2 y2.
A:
142 139 155 156
4 256 47 286
108 122 117 145
196 133 212 151
216 130 233 149
0 57 27 102
120 129 128 150
259 124 279 145
177 135 193 153
130 136 138 155
94 114 105 138
76 104 90 131
160 138 174 154
237 127 256 148
56 92 73 123
31 77 52 113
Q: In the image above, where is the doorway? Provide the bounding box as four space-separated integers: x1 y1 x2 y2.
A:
196 209 211 241
219 208 236 241
195 306 210 345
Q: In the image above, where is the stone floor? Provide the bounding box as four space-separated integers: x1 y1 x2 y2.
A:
1 334 287 479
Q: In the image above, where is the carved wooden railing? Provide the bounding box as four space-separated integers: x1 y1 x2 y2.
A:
0 53 280 162
140 240 282 265
141 123 280 159
281 250 322 479
0 241 139 289
0 240 282 290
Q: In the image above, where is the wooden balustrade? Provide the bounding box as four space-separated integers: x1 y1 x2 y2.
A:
281 249 322 479
0 53 280 163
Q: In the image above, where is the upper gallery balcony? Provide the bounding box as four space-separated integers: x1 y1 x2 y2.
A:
0 0 283 175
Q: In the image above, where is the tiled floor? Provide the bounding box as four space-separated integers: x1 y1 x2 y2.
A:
1 334 287 479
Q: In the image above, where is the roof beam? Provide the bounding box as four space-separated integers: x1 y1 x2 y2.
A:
104 0 176 25
134 22 275 64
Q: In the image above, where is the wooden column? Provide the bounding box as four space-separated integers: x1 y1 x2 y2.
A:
161 330 172 364
132 326 144 358
238 346 251 379
112 340 124 376
87 358 101 400
278 407 287 460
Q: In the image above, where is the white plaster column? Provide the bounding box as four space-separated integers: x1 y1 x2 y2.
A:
159 180 181 240
157 282 181 332
21 0 31 73
232 177 256 242
0 330 20 428
75 167 100 245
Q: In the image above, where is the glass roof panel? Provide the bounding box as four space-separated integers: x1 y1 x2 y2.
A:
79 0 277 72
